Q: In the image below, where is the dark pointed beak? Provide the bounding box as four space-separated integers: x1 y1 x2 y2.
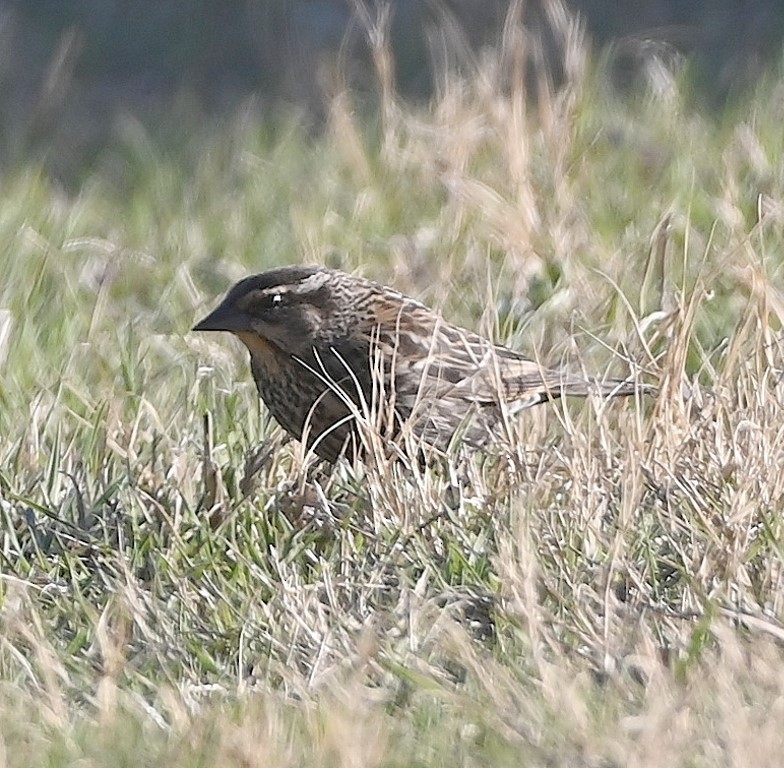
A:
192 301 249 333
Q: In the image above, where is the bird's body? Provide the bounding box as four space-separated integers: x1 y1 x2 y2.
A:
193 266 647 463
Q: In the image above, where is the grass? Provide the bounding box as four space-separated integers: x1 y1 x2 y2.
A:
3 17 784 766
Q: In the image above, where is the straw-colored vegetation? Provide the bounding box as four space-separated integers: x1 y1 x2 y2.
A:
2 12 784 767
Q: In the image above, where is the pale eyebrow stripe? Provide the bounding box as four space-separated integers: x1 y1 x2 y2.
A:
291 273 330 294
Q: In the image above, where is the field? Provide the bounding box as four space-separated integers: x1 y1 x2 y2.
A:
2 23 784 767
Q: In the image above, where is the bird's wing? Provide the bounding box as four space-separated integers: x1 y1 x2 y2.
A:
413 327 561 406
359 294 644 414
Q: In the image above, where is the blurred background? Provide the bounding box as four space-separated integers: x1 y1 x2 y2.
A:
2 0 783 183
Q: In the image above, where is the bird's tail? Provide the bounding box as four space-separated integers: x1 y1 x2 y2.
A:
550 374 655 400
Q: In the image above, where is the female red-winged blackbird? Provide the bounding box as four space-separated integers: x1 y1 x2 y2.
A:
193 266 650 463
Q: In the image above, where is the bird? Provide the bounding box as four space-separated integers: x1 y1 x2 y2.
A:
193 265 650 463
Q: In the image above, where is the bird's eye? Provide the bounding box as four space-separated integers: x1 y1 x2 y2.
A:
271 293 283 307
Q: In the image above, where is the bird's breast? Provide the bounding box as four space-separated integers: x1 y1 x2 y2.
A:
236 331 283 373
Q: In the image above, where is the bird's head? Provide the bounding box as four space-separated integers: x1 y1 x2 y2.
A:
193 266 348 355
